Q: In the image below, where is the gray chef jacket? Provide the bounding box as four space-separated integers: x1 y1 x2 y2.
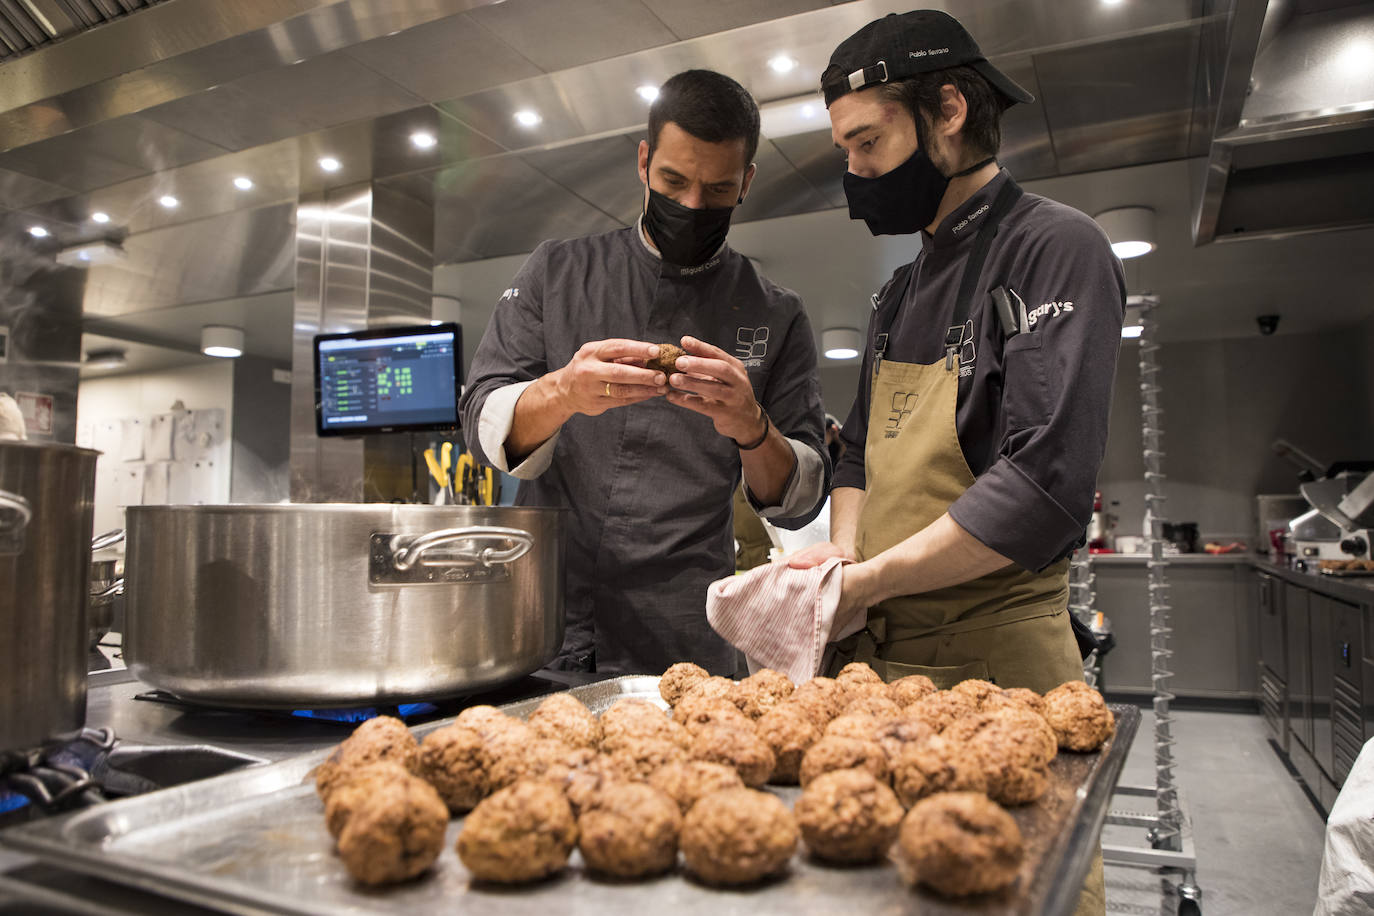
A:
459 223 828 676
833 169 1126 571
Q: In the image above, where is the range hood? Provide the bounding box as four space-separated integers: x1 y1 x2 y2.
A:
1194 0 1374 244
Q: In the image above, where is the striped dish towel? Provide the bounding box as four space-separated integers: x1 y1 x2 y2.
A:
705 557 863 684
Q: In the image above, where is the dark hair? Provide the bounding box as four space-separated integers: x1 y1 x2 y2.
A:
648 69 760 166
867 65 1005 165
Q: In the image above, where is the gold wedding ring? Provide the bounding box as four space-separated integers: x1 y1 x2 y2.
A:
604 381 612 397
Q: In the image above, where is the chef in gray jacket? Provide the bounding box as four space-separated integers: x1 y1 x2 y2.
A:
459 69 828 676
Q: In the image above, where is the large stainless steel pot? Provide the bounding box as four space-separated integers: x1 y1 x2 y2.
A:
0 441 98 751
123 504 565 708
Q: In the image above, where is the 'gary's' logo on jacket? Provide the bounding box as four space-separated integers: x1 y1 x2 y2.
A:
886 391 918 437
736 327 769 367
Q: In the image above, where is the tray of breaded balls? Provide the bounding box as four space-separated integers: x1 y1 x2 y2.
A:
0 665 1138 915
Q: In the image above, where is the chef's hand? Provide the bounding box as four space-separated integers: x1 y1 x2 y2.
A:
555 339 669 417
662 336 763 442
787 541 855 569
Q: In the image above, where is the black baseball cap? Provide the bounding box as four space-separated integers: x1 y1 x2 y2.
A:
822 10 1033 108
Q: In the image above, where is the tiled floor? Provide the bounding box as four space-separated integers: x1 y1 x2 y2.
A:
1103 705 1327 916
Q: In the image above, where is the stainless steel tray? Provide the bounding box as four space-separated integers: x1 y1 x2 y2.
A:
0 676 1139 916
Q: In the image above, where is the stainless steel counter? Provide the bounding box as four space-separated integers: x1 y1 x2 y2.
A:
0 668 589 913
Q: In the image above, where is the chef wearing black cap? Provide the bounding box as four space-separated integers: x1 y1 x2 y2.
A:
789 8 1125 909
788 10 1125 912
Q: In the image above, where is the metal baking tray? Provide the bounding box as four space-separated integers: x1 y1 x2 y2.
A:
0 676 1139 916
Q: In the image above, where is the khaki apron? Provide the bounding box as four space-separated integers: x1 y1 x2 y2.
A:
827 353 1084 694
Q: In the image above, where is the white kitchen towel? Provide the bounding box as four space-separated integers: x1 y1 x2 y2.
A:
706 557 863 684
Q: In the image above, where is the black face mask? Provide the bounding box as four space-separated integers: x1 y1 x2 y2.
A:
642 187 736 268
842 147 947 236
843 149 996 237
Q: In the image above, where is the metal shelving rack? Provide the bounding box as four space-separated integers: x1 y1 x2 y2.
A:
1101 296 1203 915
1069 550 1100 687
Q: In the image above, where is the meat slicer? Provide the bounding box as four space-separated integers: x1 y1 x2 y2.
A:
1274 440 1374 562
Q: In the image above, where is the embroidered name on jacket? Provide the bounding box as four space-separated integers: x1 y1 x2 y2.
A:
1026 300 1074 328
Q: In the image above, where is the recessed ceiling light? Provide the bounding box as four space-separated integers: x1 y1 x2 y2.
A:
233 176 254 190
1102 0 1124 5
410 131 437 149
800 104 817 118
201 325 244 359
1095 207 1157 260
513 109 541 127
91 211 111 224
768 55 797 74
1121 325 1144 339
821 328 862 361
318 156 341 172
158 195 179 209
636 85 660 102
27 225 48 238
1111 240 1155 259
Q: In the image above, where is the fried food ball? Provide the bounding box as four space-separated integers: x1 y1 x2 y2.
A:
487 736 588 793
660 662 710 706
788 677 846 726
889 674 938 707
323 761 412 838
680 788 798 885
892 792 1024 897
904 690 979 733
648 761 745 814
1002 687 1047 716
726 681 782 720
601 698 690 751
527 693 601 750
824 712 883 742
755 704 822 784
336 772 448 886
836 662 883 686
1043 681 1115 751
891 735 989 807
726 669 794 719
798 736 889 788
843 695 903 719
795 768 904 864
565 754 645 817
944 713 1049 806
645 343 686 375
414 723 488 813
950 678 1005 709
988 706 1057 766
606 735 688 780
689 724 776 788
453 705 528 742
577 782 682 878
679 675 735 704
674 695 755 736
314 715 419 800
840 680 892 708
456 780 578 884
872 717 936 769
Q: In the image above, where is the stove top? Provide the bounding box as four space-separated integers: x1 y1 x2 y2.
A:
1 669 594 829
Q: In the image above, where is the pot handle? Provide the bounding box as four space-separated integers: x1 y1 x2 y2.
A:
0 488 32 535
390 526 533 572
92 528 124 552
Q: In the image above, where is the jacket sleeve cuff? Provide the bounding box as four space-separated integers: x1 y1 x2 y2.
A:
948 457 1081 571
478 382 559 479
749 437 823 519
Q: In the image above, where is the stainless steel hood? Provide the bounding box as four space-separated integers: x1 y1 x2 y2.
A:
0 0 1362 359
1194 0 1374 243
